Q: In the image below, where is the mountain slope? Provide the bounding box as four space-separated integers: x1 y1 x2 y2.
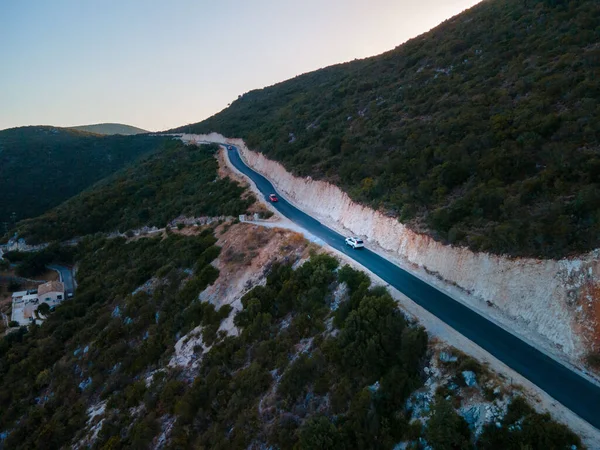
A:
0 126 167 226
70 123 148 135
175 0 600 258
17 140 254 243
0 227 581 449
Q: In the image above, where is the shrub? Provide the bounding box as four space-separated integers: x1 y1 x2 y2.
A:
585 351 600 370
479 396 581 449
425 398 471 450
37 303 50 316
298 416 341 450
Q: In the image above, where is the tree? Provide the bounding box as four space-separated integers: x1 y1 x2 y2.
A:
298 416 341 450
328 136 343 154
338 293 406 380
37 303 50 316
425 398 471 450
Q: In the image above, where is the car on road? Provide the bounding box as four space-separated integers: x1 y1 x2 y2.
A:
269 193 278 202
345 237 364 249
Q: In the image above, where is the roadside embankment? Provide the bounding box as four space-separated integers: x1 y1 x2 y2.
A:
178 133 600 372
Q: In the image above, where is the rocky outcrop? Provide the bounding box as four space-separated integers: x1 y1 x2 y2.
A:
179 133 600 362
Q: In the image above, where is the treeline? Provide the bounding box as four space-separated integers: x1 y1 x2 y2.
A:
16 141 254 243
0 126 168 226
175 0 600 258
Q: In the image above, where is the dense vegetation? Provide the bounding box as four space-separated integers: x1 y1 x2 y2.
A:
0 232 225 449
70 123 148 135
16 141 253 243
0 0 589 445
0 240 579 449
176 0 600 258
0 126 167 226
164 256 428 449
3 244 75 278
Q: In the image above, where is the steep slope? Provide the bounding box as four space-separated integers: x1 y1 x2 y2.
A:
175 0 600 258
0 140 585 448
16 141 254 243
70 123 148 135
0 224 582 449
0 126 166 226
217 136 600 366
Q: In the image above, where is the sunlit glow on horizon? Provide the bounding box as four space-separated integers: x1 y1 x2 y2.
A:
0 0 482 131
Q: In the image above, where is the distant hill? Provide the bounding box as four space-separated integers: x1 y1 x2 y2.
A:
0 126 167 227
70 123 148 135
174 0 600 258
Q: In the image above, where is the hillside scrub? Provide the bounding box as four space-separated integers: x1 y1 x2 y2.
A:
0 232 225 449
176 0 600 258
3 244 75 278
0 126 168 227
0 237 581 448
17 141 253 243
148 255 431 449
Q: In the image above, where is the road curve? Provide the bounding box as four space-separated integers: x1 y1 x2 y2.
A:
226 145 600 430
47 264 75 296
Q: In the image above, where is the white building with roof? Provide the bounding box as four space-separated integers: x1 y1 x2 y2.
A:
37 281 65 306
10 281 65 326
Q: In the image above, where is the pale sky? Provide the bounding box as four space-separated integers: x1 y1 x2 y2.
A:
0 0 481 132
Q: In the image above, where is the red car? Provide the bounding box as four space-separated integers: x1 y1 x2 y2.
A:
269 193 278 202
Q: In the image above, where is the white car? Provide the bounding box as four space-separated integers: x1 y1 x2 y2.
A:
345 237 364 249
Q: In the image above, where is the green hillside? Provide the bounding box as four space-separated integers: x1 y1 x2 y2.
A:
17 140 254 243
176 0 600 258
70 123 148 135
0 126 166 226
0 240 579 449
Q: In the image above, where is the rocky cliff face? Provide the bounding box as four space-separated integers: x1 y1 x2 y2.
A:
179 133 600 364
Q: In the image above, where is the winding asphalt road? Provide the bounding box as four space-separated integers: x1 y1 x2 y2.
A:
47 264 75 296
226 145 600 430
